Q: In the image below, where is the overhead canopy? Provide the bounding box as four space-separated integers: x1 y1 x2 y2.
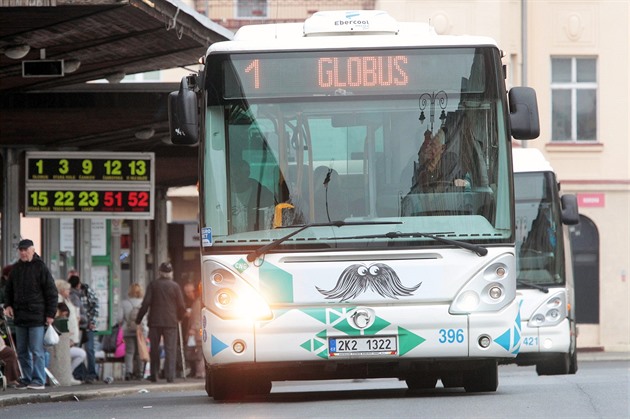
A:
0 0 233 187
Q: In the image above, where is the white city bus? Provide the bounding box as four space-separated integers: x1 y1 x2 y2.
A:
170 10 540 399
512 148 579 375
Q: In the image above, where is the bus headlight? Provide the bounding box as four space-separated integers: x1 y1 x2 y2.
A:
527 291 567 327
455 290 480 311
450 254 515 314
203 262 273 321
489 286 503 300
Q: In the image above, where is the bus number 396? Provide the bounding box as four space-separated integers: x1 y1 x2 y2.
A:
438 328 465 343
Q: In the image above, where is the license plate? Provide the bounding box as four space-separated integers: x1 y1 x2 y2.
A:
329 336 397 356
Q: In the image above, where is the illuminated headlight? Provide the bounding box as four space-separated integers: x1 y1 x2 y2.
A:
203 262 273 321
217 289 233 306
527 291 567 327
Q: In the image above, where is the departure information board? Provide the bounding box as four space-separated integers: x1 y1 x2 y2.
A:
26 154 152 182
25 151 154 219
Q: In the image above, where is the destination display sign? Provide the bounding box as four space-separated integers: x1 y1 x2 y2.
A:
219 48 485 99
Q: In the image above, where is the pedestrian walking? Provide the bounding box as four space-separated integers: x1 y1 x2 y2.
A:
3 239 58 390
135 262 185 383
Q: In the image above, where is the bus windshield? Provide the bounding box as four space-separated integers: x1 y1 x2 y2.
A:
201 46 512 251
515 172 566 286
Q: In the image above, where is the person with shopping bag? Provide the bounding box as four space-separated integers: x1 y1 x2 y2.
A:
117 283 148 380
3 239 58 390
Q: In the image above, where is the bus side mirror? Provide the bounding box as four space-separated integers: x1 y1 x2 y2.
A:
168 74 199 145
509 87 540 140
561 194 580 225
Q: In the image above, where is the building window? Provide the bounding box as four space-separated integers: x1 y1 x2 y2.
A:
551 57 597 142
237 0 268 18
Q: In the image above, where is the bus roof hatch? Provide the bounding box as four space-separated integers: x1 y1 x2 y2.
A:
303 10 399 36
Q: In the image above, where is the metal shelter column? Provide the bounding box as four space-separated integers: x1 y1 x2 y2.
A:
1 148 21 266
131 220 148 289
74 219 92 285
42 219 61 279
154 187 169 276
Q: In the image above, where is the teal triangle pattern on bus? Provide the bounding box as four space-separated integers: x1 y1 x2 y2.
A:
211 334 229 356
494 301 522 353
300 329 329 359
398 326 426 356
301 307 355 324
259 261 294 303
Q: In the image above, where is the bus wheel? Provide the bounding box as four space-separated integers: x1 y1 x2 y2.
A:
204 372 213 397
405 375 438 390
440 373 464 388
536 354 570 375
211 370 244 401
248 377 272 396
568 350 578 374
463 361 498 393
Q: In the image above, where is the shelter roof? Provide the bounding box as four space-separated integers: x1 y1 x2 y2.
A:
0 0 233 187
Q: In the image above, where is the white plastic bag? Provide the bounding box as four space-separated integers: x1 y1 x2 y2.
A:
44 325 60 346
187 334 196 347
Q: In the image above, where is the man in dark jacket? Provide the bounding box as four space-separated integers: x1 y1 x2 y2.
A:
136 262 185 383
4 239 58 390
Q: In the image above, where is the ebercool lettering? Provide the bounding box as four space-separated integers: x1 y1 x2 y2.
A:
318 55 409 89
334 20 369 26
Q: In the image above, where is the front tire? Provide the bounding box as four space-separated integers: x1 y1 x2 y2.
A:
204 372 212 397
536 353 570 375
440 372 464 388
211 370 271 401
405 374 438 390
568 349 578 374
463 361 498 393
211 369 244 401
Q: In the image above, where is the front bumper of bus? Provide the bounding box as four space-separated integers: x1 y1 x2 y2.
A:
515 318 571 357
201 299 521 374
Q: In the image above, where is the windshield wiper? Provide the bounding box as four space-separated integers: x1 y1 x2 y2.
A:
246 220 402 262
333 231 488 257
517 279 549 293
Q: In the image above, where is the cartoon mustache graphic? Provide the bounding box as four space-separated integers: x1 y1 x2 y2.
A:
317 263 421 302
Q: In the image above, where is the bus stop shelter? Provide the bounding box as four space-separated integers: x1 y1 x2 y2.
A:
0 0 232 328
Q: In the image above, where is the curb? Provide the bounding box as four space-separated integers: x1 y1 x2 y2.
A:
0 382 204 408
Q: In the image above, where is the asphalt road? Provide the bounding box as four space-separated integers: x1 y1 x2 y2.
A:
1 360 628 419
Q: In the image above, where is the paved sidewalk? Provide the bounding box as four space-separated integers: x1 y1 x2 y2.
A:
0 377 205 408
1 352 628 408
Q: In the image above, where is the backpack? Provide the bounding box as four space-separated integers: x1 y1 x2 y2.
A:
125 300 141 334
